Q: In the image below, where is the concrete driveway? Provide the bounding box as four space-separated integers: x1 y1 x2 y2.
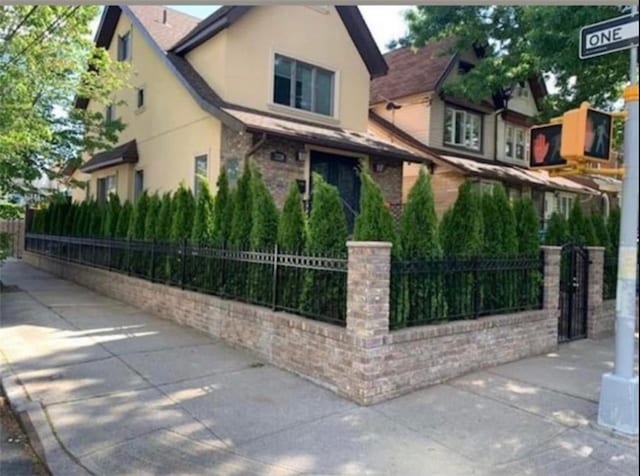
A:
1 260 638 476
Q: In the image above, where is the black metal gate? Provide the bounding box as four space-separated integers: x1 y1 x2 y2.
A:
559 245 589 342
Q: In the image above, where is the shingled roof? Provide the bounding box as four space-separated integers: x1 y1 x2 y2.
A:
370 37 458 105
79 140 138 173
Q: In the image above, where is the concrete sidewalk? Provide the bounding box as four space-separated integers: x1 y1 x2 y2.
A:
1 259 638 476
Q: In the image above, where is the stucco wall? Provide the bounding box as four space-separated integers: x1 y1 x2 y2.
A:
187 6 371 132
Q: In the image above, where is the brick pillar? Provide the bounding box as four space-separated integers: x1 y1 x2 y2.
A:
586 246 608 338
541 246 561 310
346 241 392 339
343 241 392 405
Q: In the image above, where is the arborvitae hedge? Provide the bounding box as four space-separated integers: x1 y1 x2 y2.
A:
513 197 540 257
63 204 75 236
250 168 279 250
191 177 215 245
144 194 161 241
90 203 104 237
83 201 98 237
442 181 483 256
103 194 121 238
607 206 620 252
229 162 253 248
170 183 195 242
590 213 611 250
306 174 348 254
212 168 233 248
545 212 568 245
156 192 173 241
128 191 149 240
353 166 395 243
567 200 590 245
115 201 132 238
277 181 307 253
396 168 444 326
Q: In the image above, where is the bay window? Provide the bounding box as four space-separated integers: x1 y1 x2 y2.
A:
505 125 528 161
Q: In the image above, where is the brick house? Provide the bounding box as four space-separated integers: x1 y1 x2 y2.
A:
367 37 608 223
68 5 432 231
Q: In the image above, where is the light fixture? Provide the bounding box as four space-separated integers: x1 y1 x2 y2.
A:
296 150 306 162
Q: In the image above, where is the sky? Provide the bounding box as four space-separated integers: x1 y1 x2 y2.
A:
90 5 411 53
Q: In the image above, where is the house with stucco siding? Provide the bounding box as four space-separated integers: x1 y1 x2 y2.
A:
68 5 432 231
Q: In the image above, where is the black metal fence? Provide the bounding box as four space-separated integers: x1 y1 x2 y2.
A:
603 253 618 300
25 234 347 326
390 255 544 330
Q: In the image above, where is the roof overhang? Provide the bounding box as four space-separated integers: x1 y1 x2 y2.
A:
79 139 139 173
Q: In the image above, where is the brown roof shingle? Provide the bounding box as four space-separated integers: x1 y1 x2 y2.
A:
128 5 200 51
370 37 458 104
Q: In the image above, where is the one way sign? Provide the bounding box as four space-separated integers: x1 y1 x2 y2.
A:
580 13 639 59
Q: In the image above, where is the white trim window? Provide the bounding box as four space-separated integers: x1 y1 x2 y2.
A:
97 175 116 204
444 106 482 151
558 194 574 218
505 125 528 161
194 154 208 197
273 54 334 116
117 31 131 61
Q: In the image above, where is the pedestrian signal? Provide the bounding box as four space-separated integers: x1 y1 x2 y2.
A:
530 124 567 168
560 104 613 162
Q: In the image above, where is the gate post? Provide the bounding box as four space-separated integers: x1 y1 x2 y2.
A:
541 246 561 311
586 246 606 338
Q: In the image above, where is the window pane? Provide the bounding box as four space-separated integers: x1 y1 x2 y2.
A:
516 129 525 159
470 115 481 150
444 108 454 144
137 89 144 108
314 68 333 115
194 155 208 196
454 111 465 145
273 56 292 106
295 62 312 111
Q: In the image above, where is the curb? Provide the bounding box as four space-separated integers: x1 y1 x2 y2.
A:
0 364 91 476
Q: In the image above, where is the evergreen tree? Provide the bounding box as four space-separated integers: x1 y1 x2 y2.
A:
144 193 162 241
590 213 610 250
442 181 483 256
302 174 349 321
567 200 588 245
128 191 149 240
191 177 215 245
63 203 76 236
115 201 132 238
250 168 279 250
212 168 233 248
102 194 121 238
493 185 518 256
353 166 395 243
71 202 83 236
608 206 621 253
90 203 104 237
395 168 444 327
156 192 173 242
83 201 98 237
277 181 307 253
514 197 540 257
229 162 253 248
545 212 569 245
170 183 195 242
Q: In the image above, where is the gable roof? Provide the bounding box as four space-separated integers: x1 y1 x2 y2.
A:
370 37 458 104
170 5 388 78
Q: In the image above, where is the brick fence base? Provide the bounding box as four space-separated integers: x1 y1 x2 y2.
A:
23 251 559 405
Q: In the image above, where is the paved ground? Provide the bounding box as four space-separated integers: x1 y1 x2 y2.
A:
1 259 638 476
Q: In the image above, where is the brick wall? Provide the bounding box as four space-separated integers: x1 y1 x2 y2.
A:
24 244 560 406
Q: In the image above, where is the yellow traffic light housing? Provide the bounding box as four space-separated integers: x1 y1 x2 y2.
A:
560 102 614 162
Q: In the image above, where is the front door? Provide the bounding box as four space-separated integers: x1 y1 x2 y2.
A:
558 244 589 342
310 151 361 233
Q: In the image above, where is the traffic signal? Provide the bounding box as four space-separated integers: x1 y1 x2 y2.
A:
560 103 613 162
529 123 567 168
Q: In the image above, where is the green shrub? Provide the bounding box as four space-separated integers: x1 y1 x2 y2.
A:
115 201 132 238
250 167 279 250
353 166 395 243
156 192 173 242
545 212 569 245
514 197 540 257
128 191 149 240
441 181 483 257
144 194 162 241
229 162 253 248
278 181 307 253
608 206 620 252
394 168 444 327
62 203 76 236
170 183 195 243
567 200 596 245
212 168 233 248
191 177 215 245
590 213 610 250
103 194 121 238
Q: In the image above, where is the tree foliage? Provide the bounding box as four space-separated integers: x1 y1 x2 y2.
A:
127 191 149 239
590 212 610 250
170 183 195 242
144 193 161 241
607 206 620 253
0 6 129 196
191 177 215 245
545 212 568 245
102 194 121 238
513 197 540 256
353 166 395 243
115 201 132 238
401 6 632 122
441 181 483 256
250 168 279 250
277 181 307 253
212 168 233 248
229 162 253 248
156 192 173 241
307 174 348 254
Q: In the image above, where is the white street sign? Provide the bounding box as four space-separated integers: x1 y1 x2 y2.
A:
580 13 639 59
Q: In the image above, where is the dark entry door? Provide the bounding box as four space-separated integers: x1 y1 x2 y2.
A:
310 151 360 232
558 245 589 342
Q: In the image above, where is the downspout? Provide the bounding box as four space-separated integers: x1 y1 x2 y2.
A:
243 132 267 167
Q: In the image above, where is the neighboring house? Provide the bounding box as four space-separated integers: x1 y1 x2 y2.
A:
67 5 431 231
367 37 604 223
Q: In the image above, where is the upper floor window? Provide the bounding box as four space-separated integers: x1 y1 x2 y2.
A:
273 54 334 116
458 61 475 75
505 125 528 161
134 170 144 201
444 106 482 151
105 104 115 124
513 82 529 98
117 32 131 61
136 88 145 109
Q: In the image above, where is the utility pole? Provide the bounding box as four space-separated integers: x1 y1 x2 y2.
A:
597 4 639 437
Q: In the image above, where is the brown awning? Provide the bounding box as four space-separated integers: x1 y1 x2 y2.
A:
79 140 139 173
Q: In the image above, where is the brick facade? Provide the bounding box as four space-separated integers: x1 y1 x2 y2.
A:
24 243 560 406
220 126 404 209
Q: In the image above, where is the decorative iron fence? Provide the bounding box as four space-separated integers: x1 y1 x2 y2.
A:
389 254 544 330
25 234 347 326
603 253 618 300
